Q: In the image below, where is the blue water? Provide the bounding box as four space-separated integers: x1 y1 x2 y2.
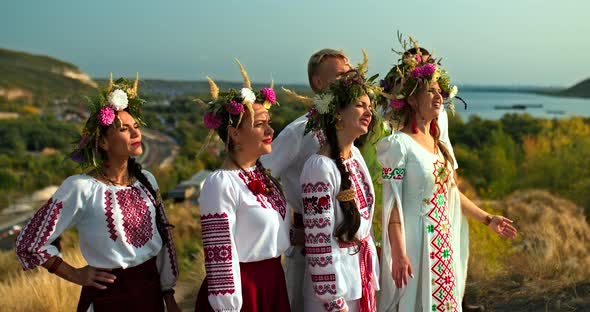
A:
451 90 590 120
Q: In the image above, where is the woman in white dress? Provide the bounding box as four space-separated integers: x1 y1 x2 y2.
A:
15 75 180 312
194 62 291 312
300 68 380 312
377 39 518 312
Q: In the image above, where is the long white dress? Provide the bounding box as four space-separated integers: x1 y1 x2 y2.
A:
300 147 379 312
377 131 468 312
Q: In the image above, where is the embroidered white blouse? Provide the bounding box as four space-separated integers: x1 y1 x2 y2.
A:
300 146 380 312
15 170 179 291
199 167 290 312
260 114 321 213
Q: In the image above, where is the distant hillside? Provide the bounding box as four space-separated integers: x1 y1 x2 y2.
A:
93 78 310 98
557 77 590 98
0 48 97 103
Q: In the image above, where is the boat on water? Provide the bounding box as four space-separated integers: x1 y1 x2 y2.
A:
493 103 544 110
546 110 566 115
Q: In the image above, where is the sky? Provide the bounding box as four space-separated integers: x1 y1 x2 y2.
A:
2 0 589 87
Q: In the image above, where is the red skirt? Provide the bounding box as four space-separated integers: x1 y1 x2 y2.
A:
195 256 290 312
77 257 164 312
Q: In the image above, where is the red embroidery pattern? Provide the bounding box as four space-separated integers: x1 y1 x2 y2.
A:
237 168 287 219
304 217 331 229
15 198 64 269
141 185 179 278
346 159 374 220
325 298 347 312
314 283 337 295
201 212 235 296
104 190 117 241
303 195 332 215
116 187 153 248
302 181 330 194
311 274 336 282
305 233 332 244
427 160 458 312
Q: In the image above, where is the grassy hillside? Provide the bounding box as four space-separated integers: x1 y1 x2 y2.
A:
0 48 97 104
558 77 590 98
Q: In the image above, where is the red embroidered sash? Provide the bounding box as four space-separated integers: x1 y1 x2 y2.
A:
339 235 376 312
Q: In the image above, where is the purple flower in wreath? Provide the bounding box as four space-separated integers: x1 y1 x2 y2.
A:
97 106 115 127
226 101 244 115
390 98 405 109
203 111 222 129
70 152 83 163
260 88 276 103
411 63 436 79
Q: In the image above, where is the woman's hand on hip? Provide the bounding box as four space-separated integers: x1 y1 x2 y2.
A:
75 265 116 289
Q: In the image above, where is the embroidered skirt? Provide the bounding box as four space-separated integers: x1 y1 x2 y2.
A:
77 257 164 312
195 256 291 312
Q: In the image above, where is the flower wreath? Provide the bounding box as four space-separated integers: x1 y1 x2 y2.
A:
378 33 466 124
196 60 279 155
70 74 145 168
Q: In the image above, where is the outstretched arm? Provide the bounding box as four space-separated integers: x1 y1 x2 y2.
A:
459 192 518 239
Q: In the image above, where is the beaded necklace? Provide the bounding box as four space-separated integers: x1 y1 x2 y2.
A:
97 167 135 186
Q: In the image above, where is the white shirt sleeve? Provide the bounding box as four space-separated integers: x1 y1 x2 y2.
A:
300 156 349 312
199 171 243 312
15 175 87 269
376 133 409 310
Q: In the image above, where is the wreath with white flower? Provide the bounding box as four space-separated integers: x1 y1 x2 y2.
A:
70 74 146 169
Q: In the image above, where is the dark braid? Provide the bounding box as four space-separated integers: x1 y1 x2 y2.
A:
128 157 174 245
325 122 361 248
255 159 285 197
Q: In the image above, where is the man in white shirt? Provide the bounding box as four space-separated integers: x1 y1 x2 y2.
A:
260 48 350 312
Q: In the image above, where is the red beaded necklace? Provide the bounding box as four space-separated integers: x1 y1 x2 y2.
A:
230 158 272 195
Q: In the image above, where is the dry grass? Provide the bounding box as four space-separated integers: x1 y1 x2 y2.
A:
503 190 590 290
166 202 205 283
0 203 206 311
466 189 590 309
0 247 86 312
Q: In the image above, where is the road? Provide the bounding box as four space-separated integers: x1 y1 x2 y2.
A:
137 129 179 170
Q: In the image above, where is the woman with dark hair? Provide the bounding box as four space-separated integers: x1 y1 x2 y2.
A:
377 37 517 311
15 75 180 312
299 68 380 312
194 62 290 312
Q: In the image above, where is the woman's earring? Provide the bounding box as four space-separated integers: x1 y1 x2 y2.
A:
335 117 344 131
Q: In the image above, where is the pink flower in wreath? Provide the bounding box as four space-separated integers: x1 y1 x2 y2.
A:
414 54 422 63
260 88 276 103
97 106 115 126
203 112 222 129
390 98 405 109
411 63 437 78
226 101 244 115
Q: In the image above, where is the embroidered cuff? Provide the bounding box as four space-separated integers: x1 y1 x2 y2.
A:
324 297 347 312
